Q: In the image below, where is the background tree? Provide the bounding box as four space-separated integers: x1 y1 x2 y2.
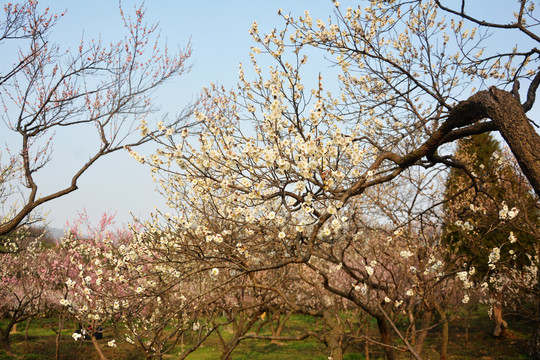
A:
443 133 539 337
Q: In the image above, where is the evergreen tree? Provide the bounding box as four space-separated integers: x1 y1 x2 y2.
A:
443 133 539 336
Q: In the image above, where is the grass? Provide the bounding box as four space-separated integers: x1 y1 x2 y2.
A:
0 310 535 359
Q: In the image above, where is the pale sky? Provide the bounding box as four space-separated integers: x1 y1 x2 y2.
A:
1 1 535 230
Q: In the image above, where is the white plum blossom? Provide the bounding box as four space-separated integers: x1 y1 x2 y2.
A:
400 250 413 259
365 265 374 277
210 268 220 277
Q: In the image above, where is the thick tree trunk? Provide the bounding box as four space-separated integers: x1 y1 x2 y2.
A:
480 87 540 198
0 335 14 357
0 321 16 357
376 317 396 360
323 310 344 360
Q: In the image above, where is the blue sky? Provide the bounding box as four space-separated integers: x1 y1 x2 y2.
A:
2 1 536 230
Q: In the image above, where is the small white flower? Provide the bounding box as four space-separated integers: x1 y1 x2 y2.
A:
72 332 82 341
488 247 500 264
406 289 414 296
509 231 517 243
210 268 220 277
508 207 519 220
457 271 468 281
108 340 117 347
499 202 509 220
400 250 413 259
462 295 470 304
365 265 374 277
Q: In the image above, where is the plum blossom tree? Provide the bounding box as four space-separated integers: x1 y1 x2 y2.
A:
0 0 193 239
133 0 540 358
0 235 66 356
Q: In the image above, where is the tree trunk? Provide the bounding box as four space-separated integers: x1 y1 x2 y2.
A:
433 302 449 360
90 334 108 360
55 317 64 360
0 321 16 357
492 302 508 337
482 87 540 198
415 309 432 355
25 319 31 344
0 332 15 357
376 317 396 360
464 308 470 347
323 310 344 360
364 322 370 360
270 310 293 344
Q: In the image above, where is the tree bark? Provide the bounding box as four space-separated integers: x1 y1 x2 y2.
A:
475 87 540 198
323 310 344 360
414 309 432 355
269 310 293 344
376 317 396 360
0 332 15 357
434 303 449 360
0 321 16 357
25 319 30 344
55 317 64 360
364 322 370 360
492 302 508 337
90 334 108 360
